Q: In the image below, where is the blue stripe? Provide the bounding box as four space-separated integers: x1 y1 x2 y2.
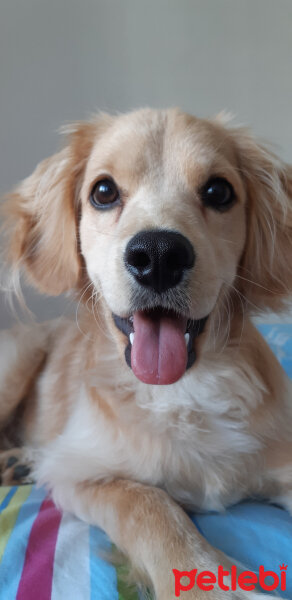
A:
191 513 204 536
90 525 118 600
0 486 47 599
0 488 17 513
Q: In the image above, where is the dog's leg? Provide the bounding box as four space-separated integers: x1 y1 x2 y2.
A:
264 438 292 514
52 479 273 599
0 324 48 429
0 325 47 484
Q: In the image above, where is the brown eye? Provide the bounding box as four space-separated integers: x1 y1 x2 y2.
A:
201 177 235 212
90 178 120 209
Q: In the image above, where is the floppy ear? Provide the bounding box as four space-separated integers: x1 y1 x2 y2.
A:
231 128 292 313
1 116 111 296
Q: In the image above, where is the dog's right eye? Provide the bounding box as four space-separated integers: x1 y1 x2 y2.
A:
200 177 235 212
90 178 120 210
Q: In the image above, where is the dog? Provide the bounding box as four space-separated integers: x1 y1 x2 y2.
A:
0 108 292 599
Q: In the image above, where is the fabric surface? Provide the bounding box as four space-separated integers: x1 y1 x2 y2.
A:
0 323 291 599
256 323 292 379
0 485 138 600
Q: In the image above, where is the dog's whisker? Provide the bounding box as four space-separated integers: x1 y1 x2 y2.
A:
235 273 280 294
228 283 263 314
89 290 115 342
217 287 231 355
75 281 95 338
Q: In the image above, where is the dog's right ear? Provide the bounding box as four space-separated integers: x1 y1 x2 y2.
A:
1 115 112 296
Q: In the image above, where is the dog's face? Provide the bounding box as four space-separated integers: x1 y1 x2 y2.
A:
3 109 292 385
79 110 246 384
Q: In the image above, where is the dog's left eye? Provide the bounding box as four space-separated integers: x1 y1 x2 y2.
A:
200 177 235 211
90 178 120 209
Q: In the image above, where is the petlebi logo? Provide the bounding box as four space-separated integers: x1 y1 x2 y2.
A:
172 564 288 597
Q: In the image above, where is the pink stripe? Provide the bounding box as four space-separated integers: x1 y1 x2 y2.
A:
16 498 62 600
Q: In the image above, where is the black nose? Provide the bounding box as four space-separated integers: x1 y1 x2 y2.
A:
124 229 195 294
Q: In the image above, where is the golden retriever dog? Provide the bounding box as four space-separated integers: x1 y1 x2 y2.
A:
0 108 292 599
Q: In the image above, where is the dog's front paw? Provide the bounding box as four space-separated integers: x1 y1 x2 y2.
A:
0 447 34 485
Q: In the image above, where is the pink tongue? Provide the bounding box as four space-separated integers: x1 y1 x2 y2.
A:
131 311 188 385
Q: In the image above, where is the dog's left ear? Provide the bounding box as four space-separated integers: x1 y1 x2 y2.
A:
231 128 292 313
1 116 112 296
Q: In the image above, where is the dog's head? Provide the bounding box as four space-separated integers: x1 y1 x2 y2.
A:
2 109 292 384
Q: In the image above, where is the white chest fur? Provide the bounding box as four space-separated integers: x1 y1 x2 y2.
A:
35 352 266 512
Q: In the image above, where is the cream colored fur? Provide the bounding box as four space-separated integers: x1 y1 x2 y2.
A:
1 108 292 599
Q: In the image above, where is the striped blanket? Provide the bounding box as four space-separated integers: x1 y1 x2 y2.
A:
0 485 140 600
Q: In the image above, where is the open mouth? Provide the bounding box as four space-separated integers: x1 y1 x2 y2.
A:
113 308 208 385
